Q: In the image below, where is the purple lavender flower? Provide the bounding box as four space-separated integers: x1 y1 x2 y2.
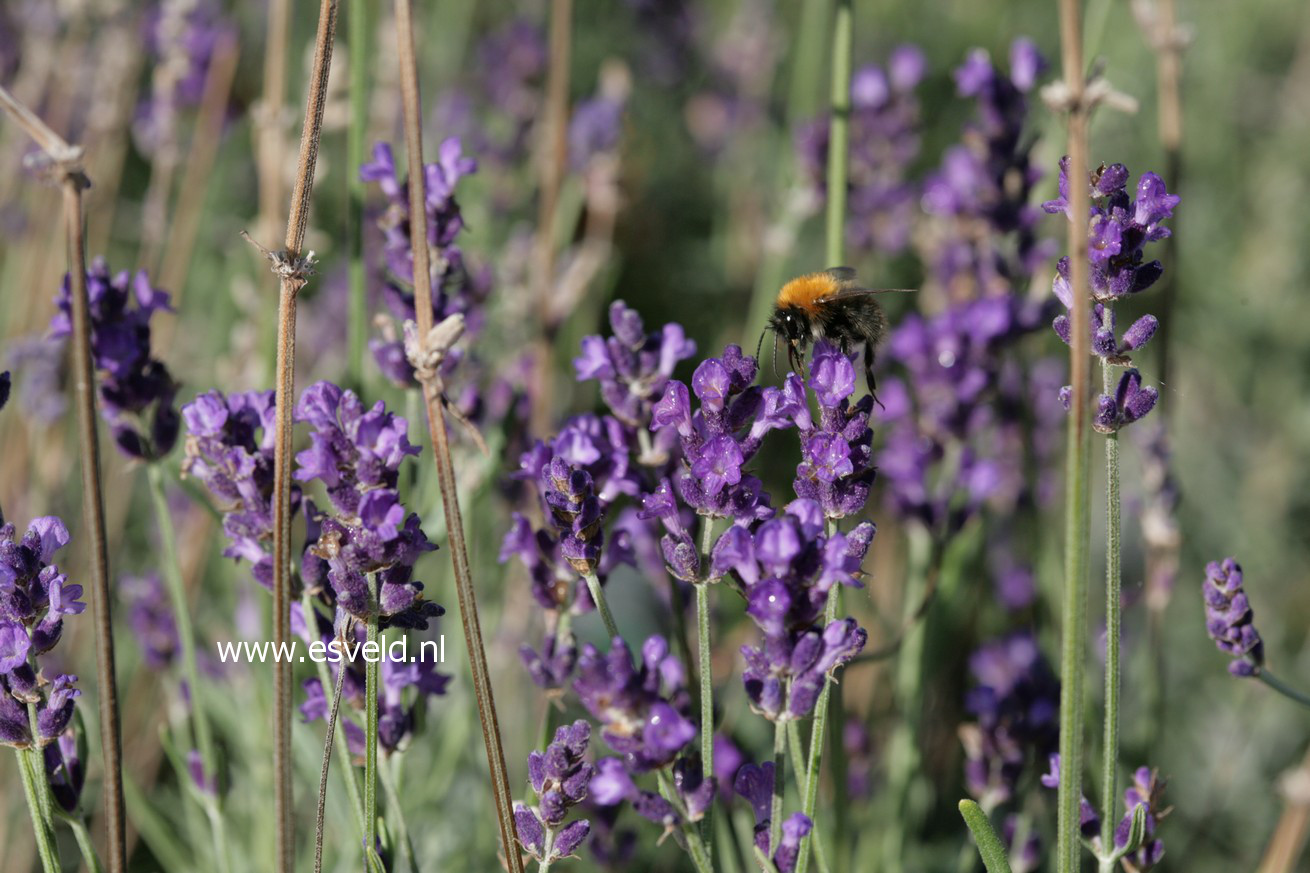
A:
4 338 67 424
501 415 638 613
958 633 1059 810
797 46 924 255
731 762 813 871
651 344 797 519
575 301 697 439
1117 767 1167 870
1040 755 1166 865
0 516 84 750
844 721 875 799
569 90 626 171
574 636 694 772
1039 755 1103 841
295 381 441 629
44 727 85 812
716 500 872 721
520 626 579 691
121 572 179 669
361 139 485 388
1089 368 1159 435
50 259 179 460
182 389 295 590
474 19 547 164
1045 161 1178 429
300 641 450 758
515 720 594 865
1202 558 1263 677
920 40 1053 297
878 295 1051 531
1001 815 1042 873
589 754 684 835
794 342 876 518
134 0 232 157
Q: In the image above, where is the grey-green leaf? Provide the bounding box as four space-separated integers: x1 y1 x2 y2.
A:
958 799 1015 873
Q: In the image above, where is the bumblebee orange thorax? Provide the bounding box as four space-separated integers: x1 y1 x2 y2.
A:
776 272 839 315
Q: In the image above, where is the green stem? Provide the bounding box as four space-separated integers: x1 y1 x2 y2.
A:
1256 670 1310 709
380 754 418 873
346 0 369 390
147 463 230 873
15 749 60 872
824 0 853 269
787 723 831 873
314 637 349 873
696 514 716 849
796 589 840 873
303 592 368 842
583 571 620 640
1054 0 1093 864
770 719 786 863
1100 356 1122 856
58 809 106 873
365 578 380 863
656 769 716 873
26 702 54 826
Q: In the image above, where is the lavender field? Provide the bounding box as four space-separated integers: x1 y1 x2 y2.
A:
1 0 1308 871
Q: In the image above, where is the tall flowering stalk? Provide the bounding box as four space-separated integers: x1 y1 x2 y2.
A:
1050 0 1094 867
260 0 340 867
0 83 126 873
1 516 86 873
1043 159 1177 868
393 1 522 868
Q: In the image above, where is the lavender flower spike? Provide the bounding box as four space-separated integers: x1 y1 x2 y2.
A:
514 720 594 865
1202 558 1263 677
50 259 179 460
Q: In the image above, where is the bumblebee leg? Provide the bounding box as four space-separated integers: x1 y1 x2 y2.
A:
788 342 807 380
863 343 883 409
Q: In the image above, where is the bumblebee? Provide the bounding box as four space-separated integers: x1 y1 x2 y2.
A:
764 266 908 395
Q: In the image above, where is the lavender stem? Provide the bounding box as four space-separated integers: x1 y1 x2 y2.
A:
303 591 368 841
1099 354 1123 867
584 571 621 640
770 719 787 865
379 750 419 872
57 809 106 873
1257 671 1310 710
788 722 832 873
655 768 715 873
365 580 380 865
269 3 341 867
16 749 60 872
393 1 523 866
0 82 128 873
823 0 853 269
696 514 717 848
313 642 349 873
1054 0 1095 868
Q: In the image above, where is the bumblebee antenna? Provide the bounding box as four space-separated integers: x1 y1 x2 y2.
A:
772 331 781 380
754 328 767 371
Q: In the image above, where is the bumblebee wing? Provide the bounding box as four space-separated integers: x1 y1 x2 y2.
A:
816 287 917 302
822 266 859 284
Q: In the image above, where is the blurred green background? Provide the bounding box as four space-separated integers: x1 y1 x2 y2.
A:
1 0 1309 870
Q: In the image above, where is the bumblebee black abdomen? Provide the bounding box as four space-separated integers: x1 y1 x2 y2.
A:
816 296 886 352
